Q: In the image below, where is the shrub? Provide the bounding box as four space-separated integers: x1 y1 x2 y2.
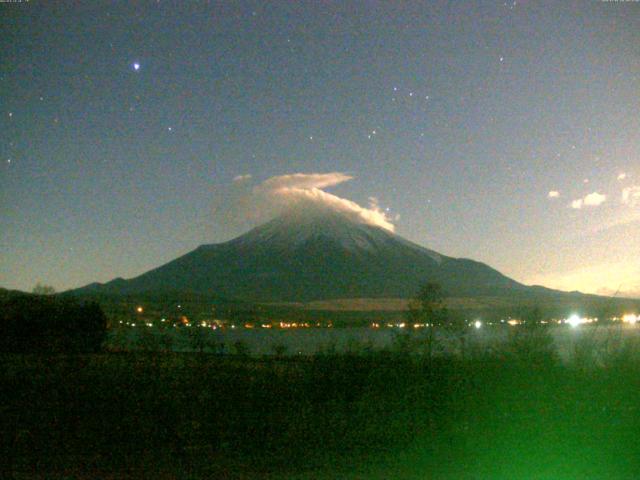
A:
503 307 557 367
231 339 251 357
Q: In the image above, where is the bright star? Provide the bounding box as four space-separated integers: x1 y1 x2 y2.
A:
133 62 140 71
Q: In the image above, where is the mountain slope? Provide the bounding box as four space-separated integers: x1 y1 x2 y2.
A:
74 207 530 302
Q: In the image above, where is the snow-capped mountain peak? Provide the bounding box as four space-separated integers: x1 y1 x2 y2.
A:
232 206 399 253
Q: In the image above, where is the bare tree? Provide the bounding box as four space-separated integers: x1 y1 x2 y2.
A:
403 282 448 359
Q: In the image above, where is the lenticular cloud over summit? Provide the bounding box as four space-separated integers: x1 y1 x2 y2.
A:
249 172 396 232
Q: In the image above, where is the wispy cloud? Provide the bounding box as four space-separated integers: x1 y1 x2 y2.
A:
250 172 396 231
258 172 352 192
584 192 607 206
233 174 252 183
571 191 606 209
571 199 583 209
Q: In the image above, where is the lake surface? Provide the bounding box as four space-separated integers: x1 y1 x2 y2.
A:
109 323 640 360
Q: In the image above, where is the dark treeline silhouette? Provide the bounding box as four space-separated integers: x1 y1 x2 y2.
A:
0 293 107 353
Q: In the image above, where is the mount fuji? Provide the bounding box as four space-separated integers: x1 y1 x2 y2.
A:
73 205 543 303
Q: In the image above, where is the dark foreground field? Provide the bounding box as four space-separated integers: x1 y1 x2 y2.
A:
2 347 640 479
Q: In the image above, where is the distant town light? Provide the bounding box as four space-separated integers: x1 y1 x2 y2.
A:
567 314 582 328
474 320 482 329
623 314 638 325
136 306 143 313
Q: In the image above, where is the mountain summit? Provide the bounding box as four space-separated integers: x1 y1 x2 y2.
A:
233 206 434 256
75 207 526 301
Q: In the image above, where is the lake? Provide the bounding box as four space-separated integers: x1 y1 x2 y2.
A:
109 323 640 361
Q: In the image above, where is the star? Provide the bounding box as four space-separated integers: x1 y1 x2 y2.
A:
132 62 141 71
167 127 173 132
499 56 504 62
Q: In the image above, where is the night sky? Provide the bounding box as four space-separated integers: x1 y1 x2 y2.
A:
1 1 639 296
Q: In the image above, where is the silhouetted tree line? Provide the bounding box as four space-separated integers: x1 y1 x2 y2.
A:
0 294 107 353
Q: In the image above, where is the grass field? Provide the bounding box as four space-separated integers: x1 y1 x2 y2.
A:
2 341 640 479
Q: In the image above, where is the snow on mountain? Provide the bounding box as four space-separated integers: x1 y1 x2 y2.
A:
232 206 443 263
